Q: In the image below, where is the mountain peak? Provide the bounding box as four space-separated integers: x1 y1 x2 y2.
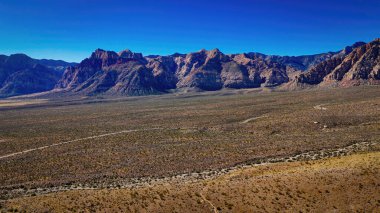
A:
171 53 185 57
197 48 221 54
210 48 221 53
351 41 366 48
337 42 367 57
118 49 132 56
91 49 118 60
118 49 143 60
8 53 33 61
198 49 208 53
6 54 35 68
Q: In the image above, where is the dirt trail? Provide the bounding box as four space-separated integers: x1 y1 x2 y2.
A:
200 191 219 213
0 128 162 160
313 104 328 110
240 115 268 124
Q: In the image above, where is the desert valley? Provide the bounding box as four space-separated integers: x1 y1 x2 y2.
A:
0 0 379 211
0 38 379 212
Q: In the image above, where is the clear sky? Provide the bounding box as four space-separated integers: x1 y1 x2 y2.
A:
0 0 379 62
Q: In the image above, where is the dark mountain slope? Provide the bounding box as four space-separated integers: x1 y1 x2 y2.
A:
0 54 64 98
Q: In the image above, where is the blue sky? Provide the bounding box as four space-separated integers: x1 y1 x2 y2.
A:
0 0 379 62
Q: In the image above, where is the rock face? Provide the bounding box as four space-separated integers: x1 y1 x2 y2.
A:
293 39 379 87
2 40 375 98
56 49 159 96
57 48 325 95
56 38 379 96
176 49 259 90
230 53 288 87
0 54 68 98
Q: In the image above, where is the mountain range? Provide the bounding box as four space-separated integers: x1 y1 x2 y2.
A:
0 38 379 98
0 54 76 98
291 39 380 88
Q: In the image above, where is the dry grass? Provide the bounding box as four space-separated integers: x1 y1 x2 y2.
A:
0 86 379 198
2 152 379 212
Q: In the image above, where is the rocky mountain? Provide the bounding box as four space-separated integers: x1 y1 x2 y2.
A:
1 40 376 98
0 54 74 98
56 40 376 96
290 39 379 88
57 48 286 95
56 49 158 96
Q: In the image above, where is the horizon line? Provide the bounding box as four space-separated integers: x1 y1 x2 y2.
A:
0 39 374 63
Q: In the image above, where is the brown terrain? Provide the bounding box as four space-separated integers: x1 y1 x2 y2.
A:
3 152 379 212
0 85 379 212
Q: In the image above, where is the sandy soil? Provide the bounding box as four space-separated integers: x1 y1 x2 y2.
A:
2 151 379 212
0 99 48 108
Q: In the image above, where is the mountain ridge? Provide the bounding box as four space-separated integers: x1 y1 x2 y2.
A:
56 40 375 96
287 39 380 89
1 39 379 98
0 54 77 98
